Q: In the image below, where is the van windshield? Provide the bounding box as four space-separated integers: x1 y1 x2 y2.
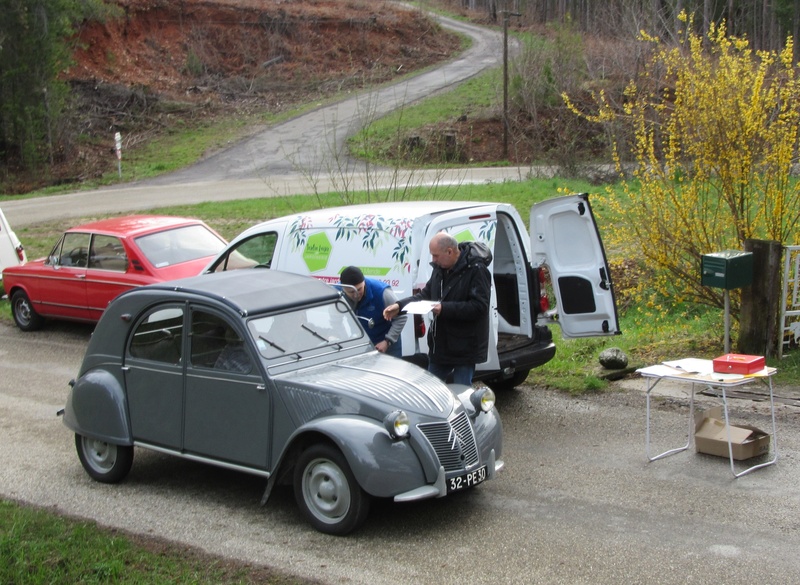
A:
248 300 365 359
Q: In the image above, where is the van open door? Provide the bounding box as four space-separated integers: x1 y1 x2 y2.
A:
530 194 620 338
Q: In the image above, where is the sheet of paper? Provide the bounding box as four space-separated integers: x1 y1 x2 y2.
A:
402 301 438 315
662 358 714 374
636 364 685 377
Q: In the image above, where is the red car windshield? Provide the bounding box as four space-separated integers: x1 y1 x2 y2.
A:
135 225 226 268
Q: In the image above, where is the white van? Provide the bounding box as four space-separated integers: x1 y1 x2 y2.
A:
0 207 26 282
205 194 620 390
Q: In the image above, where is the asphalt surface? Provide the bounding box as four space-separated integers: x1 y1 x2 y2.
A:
2 320 800 584
3 10 800 584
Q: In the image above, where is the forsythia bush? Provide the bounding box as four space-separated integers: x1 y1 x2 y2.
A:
565 12 800 314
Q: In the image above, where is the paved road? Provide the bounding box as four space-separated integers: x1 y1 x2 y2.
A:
2 321 800 584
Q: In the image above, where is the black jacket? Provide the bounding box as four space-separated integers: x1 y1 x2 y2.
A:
399 241 492 366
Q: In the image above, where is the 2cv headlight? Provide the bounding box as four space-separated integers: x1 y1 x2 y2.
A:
384 410 410 439
470 387 496 413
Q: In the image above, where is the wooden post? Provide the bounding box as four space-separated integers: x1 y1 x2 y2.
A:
737 239 783 358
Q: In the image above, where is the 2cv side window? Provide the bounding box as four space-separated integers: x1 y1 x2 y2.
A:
190 309 253 374
128 305 184 365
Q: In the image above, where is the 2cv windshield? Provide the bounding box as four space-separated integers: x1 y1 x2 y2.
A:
248 300 366 359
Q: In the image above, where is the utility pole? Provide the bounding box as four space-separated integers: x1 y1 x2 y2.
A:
502 8 521 159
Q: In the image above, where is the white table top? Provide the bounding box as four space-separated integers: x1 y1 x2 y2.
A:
637 358 776 386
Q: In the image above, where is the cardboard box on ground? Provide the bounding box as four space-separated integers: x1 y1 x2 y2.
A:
694 406 771 460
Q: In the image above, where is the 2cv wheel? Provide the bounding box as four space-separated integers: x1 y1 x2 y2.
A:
75 434 134 483
294 443 370 535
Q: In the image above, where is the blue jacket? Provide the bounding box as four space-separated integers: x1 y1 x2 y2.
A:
357 278 393 346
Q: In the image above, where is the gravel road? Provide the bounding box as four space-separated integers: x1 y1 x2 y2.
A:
2 320 800 584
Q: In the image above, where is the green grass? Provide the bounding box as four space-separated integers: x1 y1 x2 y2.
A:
349 69 502 162
0 500 306 584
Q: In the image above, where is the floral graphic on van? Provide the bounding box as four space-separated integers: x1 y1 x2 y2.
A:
288 216 314 251
446 220 496 248
288 213 413 275
478 220 496 244
330 213 413 274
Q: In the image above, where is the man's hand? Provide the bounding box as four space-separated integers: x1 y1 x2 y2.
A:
383 303 400 320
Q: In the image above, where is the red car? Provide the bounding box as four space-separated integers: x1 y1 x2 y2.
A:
2 216 227 331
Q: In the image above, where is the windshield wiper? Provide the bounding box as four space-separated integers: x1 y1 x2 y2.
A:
301 323 342 349
301 323 327 342
259 335 285 353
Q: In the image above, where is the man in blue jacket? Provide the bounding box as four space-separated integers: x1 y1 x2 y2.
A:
340 266 406 358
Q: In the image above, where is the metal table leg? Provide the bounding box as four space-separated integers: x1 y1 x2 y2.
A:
646 377 695 462
721 377 779 478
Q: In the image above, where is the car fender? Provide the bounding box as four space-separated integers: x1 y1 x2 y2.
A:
456 389 504 463
63 370 131 445
288 415 428 499
471 407 503 464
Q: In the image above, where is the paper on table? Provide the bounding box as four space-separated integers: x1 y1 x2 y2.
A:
637 364 685 377
662 358 714 374
402 300 438 314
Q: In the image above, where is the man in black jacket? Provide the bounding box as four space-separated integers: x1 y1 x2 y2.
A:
383 232 491 386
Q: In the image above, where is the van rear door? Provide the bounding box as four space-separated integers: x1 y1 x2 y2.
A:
530 194 620 338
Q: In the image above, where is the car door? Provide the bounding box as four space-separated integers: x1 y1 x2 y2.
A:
182 307 271 469
123 304 186 449
530 193 620 338
37 232 91 320
86 234 133 319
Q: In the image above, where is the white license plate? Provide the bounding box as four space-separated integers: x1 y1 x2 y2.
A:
447 465 487 493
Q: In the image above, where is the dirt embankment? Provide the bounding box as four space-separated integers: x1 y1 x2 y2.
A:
69 0 459 98
17 0 462 192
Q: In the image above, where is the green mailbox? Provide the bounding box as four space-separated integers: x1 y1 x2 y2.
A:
701 250 754 289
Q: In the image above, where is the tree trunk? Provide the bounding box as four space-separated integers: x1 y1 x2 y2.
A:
738 239 783 358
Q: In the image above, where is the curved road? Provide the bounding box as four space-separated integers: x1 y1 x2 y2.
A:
3 13 529 228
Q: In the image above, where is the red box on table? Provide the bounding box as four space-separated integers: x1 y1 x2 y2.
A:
712 353 765 375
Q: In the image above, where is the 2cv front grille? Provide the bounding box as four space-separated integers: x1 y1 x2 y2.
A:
417 411 480 472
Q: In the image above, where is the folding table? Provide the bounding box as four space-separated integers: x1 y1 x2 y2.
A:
638 359 778 478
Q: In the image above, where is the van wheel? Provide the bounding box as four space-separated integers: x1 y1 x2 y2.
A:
11 290 44 331
75 434 133 483
485 369 530 392
294 443 370 535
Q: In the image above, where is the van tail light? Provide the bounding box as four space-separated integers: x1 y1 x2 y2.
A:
538 267 549 312
414 314 426 338
15 244 25 263
411 287 426 338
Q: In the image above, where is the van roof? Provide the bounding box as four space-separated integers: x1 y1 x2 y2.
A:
265 201 500 225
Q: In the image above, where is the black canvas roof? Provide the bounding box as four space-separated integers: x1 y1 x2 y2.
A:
144 269 339 315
